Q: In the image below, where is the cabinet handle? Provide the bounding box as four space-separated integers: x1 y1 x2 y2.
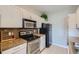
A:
76 24 78 28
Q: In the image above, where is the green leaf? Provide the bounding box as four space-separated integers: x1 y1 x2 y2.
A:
41 13 48 21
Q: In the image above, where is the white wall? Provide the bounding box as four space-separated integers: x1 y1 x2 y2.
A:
48 11 70 47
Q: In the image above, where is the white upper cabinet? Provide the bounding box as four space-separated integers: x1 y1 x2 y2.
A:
0 6 22 28
22 9 31 19
0 6 43 28
22 9 42 28
68 13 76 29
36 16 42 28
76 7 79 28
68 7 79 29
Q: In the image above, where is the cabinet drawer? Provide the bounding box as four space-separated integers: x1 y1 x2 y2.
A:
13 48 26 54
13 43 26 50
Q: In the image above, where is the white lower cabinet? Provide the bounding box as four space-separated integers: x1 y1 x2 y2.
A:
13 48 26 54
40 35 45 51
2 43 27 54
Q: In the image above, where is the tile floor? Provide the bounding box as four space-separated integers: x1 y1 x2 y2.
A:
41 45 68 54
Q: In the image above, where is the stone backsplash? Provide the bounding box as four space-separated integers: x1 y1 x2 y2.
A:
0 28 39 40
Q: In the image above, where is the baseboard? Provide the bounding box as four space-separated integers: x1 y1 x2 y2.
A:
52 43 68 48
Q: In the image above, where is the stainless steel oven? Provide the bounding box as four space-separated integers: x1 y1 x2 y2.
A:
27 39 40 54
19 31 40 54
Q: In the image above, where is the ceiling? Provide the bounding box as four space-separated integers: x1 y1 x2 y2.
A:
18 5 79 14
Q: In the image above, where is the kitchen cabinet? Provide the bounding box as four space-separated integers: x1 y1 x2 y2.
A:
68 37 79 54
76 7 79 28
68 13 76 29
2 43 27 54
0 6 22 28
22 10 42 28
68 13 77 37
0 6 44 28
22 9 31 19
40 35 45 51
30 13 36 21
22 8 42 28
22 9 37 20
36 17 42 28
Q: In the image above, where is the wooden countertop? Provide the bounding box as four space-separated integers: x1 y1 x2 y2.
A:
68 37 79 54
69 37 79 43
0 33 45 52
34 34 45 36
1 38 27 51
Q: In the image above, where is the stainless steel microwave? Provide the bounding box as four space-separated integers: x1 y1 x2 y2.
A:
23 18 36 28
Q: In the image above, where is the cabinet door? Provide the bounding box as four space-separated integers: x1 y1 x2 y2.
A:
14 48 26 54
13 46 27 54
40 35 45 51
68 13 77 36
76 8 79 28
36 17 42 28
0 6 22 28
68 13 76 29
22 9 31 19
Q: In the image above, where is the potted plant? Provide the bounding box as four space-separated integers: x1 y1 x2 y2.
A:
41 13 48 21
